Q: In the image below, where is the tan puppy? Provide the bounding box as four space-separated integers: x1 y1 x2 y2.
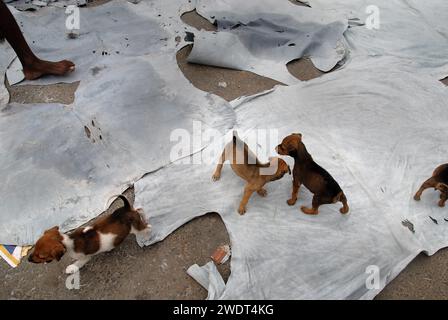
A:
212 131 291 214
28 195 151 274
414 163 448 207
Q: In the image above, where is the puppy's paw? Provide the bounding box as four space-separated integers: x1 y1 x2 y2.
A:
340 207 349 214
238 206 246 215
301 206 318 215
413 194 421 201
65 264 79 275
212 173 221 181
287 198 297 206
140 226 152 241
257 189 267 197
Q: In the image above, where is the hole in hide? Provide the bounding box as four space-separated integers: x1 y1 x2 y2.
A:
441 77 448 86
181 9 218 32
177 44 284 102
84 126 92 139
6 80 80 105
288 0 311 7
286 57 324 81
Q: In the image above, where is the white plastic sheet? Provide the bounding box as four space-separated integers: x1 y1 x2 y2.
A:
134 0 448 299
8 0 172 86
303 0 448 78
188 0 348 84
187 262 226 300
0 1 235 244
135 58 448 299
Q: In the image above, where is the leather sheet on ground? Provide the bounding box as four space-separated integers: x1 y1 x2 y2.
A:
188 0 348 84
0 0 235 244
1 0 448 299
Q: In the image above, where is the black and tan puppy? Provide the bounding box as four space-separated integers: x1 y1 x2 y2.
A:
212 131 291 215
414 163 448 207
276 133 349 215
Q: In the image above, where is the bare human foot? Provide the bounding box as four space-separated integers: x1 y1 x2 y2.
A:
23 59 75 80
0 2 75 80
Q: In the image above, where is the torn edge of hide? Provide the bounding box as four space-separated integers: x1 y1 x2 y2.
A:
187 261 226 299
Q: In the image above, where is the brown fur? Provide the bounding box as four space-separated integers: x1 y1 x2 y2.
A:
414 163 448 207
276 133 349 215
212 132 291 215
27 226 66 263
28 195 149 264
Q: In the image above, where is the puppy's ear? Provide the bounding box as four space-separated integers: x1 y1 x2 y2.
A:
45 226 59 234
51 243 66 261
287 134 302 156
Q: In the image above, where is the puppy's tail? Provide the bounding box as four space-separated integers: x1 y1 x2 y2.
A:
232 130 239 144
105 194 132 211
335 191 349 214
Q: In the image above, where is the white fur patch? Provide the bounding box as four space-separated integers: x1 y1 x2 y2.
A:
97 233 117 253
61 234 74 252
83 226 93 233
61 231 120 273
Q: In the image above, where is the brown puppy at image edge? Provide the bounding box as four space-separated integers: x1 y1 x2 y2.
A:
276 133 349 215
414 163 448 207
212 131 291 215
28 195 151 274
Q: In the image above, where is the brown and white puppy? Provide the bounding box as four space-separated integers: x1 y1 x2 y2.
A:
28 195 151 274
276 133 349 215
414 163 448 207
212 131 291 215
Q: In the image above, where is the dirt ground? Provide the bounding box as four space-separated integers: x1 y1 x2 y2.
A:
1 1 448 300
